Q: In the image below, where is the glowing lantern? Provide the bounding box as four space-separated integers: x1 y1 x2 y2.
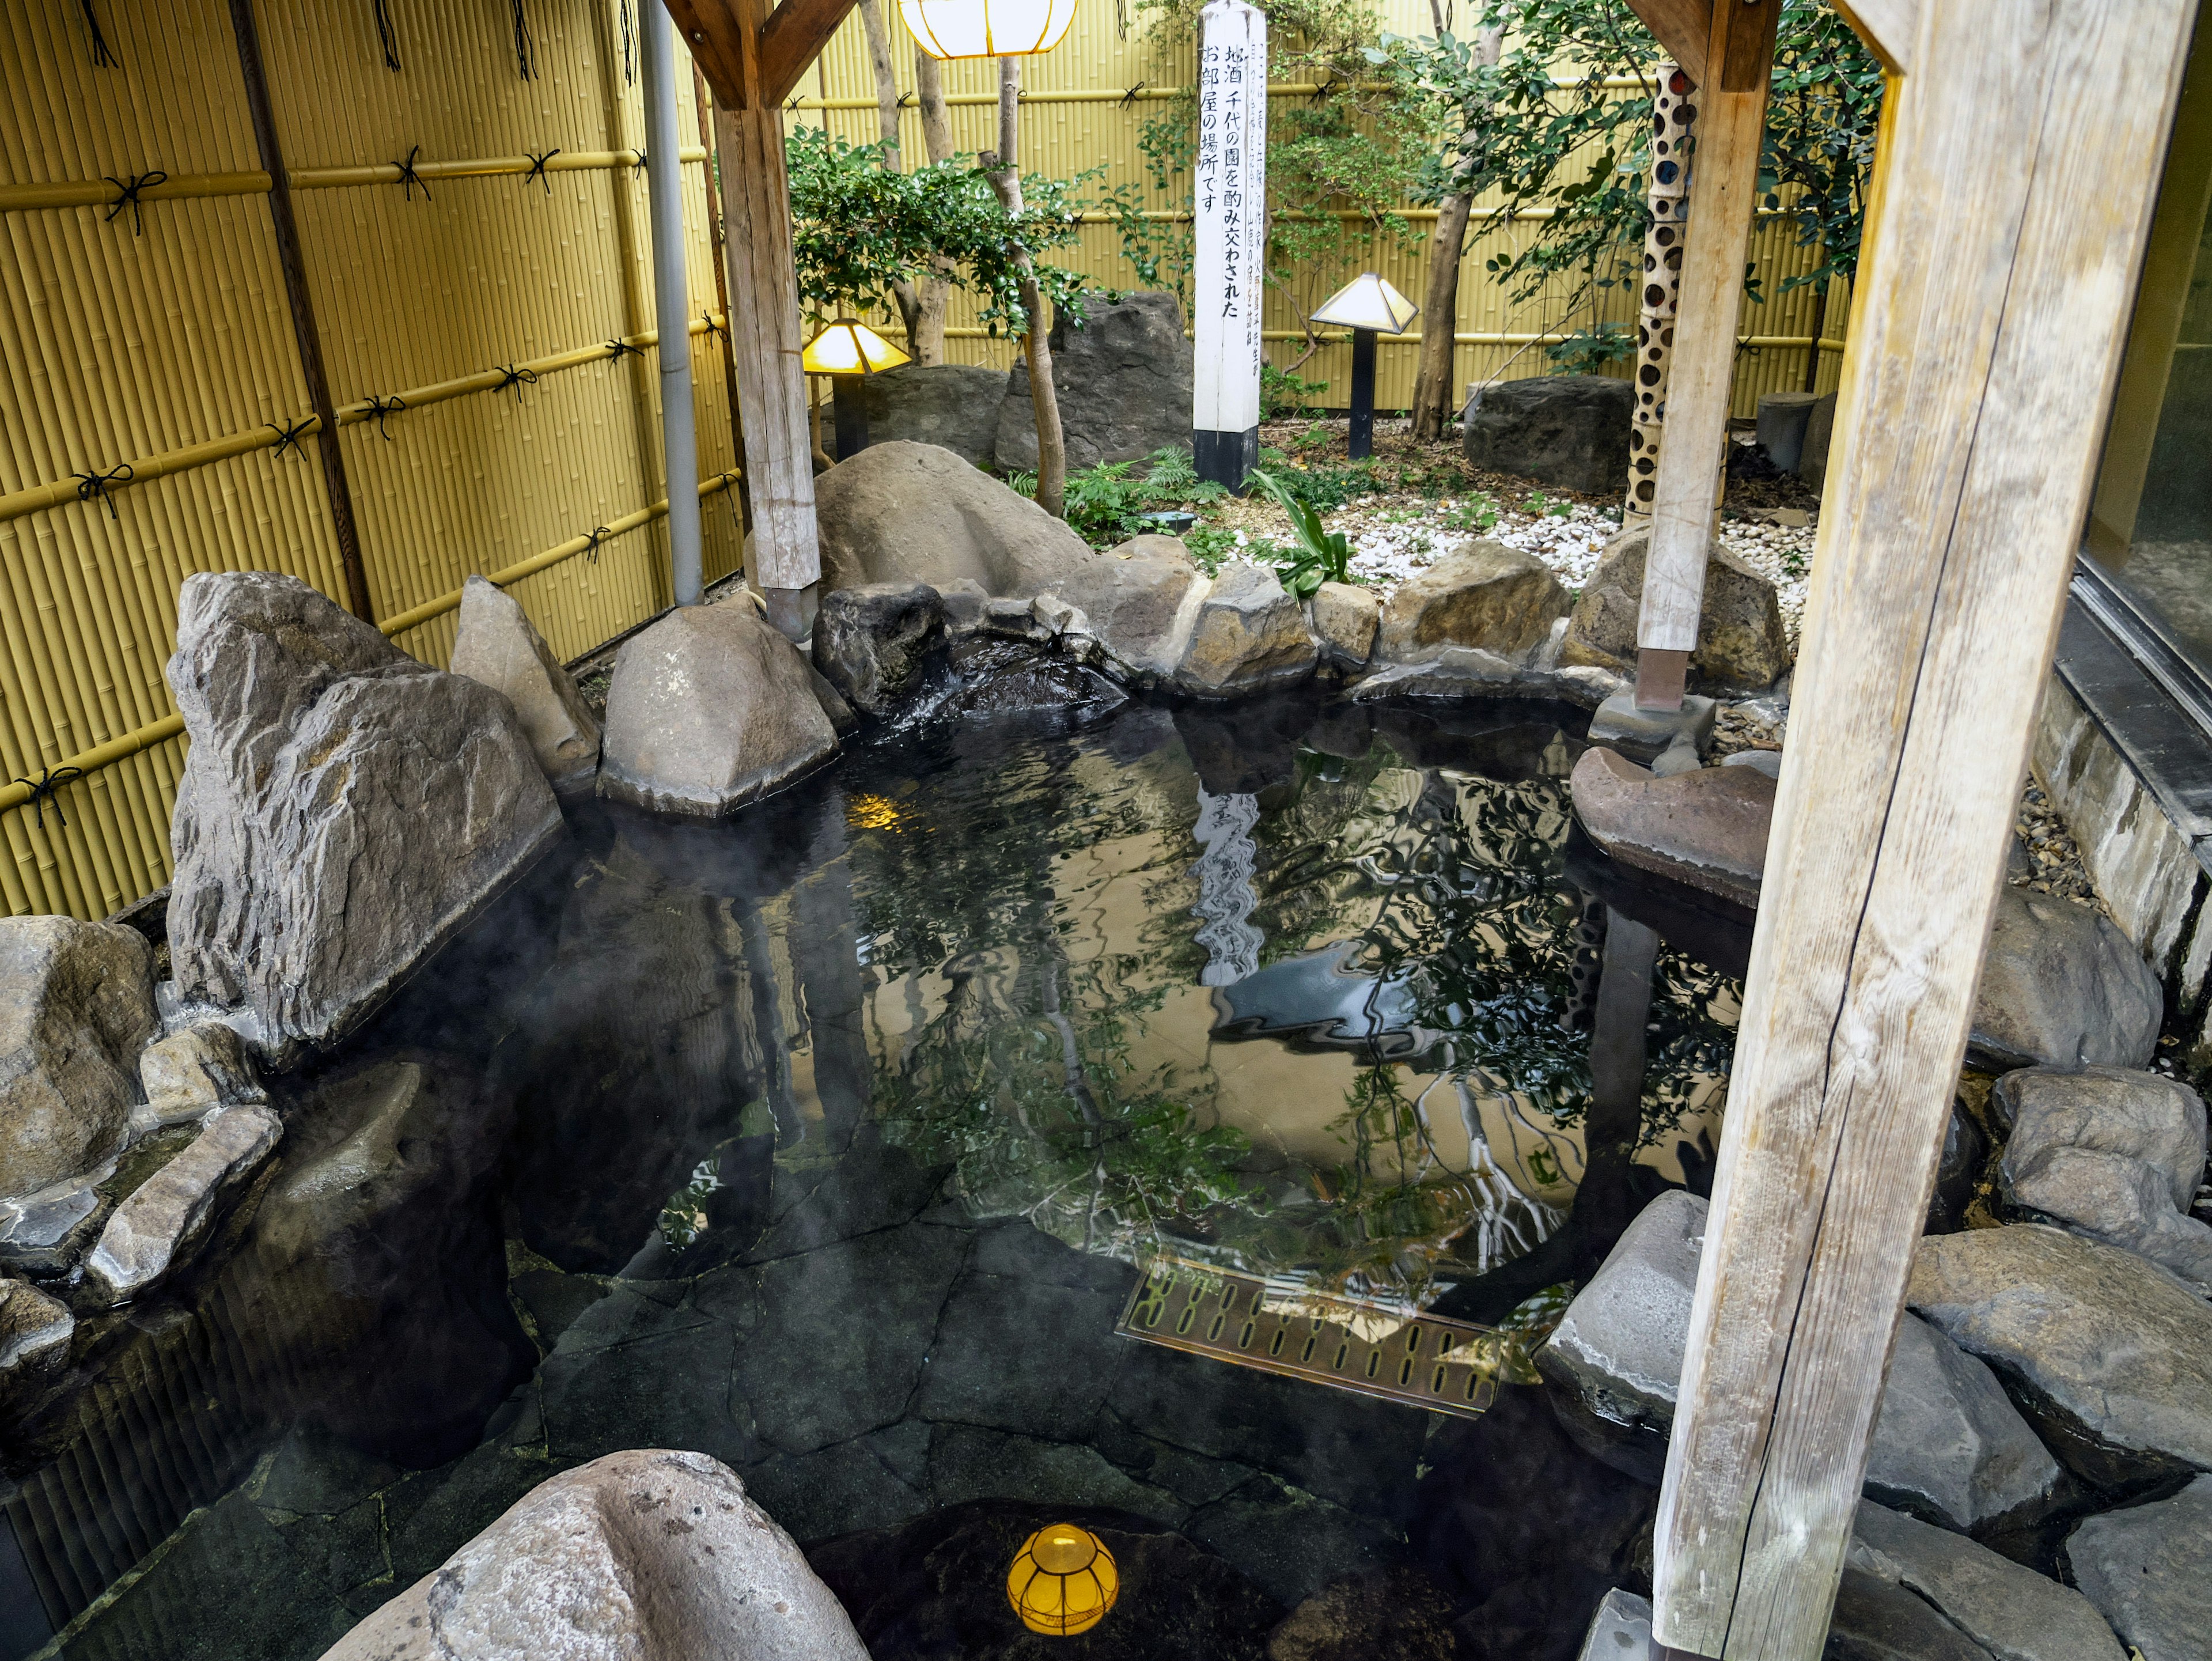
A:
1006 1523 1119 1636
899 0 1080 59
1308 273 1418 461
800 318 911 459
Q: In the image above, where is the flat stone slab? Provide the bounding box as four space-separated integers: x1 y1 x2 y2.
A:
86 1103 282 1304
1851 1499 2124 1661
1575 1586 1652 1660
1569 746 1772 909
2062 1473 2212 1661
1908 1223 2212 1489
1586 691 1718 765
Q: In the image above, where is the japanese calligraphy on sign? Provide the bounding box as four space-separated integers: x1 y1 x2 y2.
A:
1191 0 1267 486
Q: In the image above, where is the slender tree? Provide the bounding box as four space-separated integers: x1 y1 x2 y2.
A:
911 48 957 362
1409 12 1503 442
982 56 1067 518
855 0 931 355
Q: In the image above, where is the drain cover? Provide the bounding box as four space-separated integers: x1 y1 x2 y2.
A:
1115 1257 1521 1418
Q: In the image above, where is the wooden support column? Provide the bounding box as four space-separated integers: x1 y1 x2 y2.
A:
1633 0 1779 708
1649 3 2195 1658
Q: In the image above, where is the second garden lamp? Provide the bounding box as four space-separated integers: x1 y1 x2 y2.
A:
1308 274 1418 460
900 0 1081 59
801 318 910 460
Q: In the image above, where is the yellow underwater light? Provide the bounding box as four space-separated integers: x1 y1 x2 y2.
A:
1006 1522 1119 1636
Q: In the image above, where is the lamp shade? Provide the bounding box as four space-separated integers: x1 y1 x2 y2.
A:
1006 1523 1119 1636
1309 272 1419 334
900 0 1080 60
800 317 911 376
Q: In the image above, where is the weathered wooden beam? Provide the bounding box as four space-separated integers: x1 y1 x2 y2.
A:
759 0 865 107
714 0 824 625
1633 0 1778 693
662 0 748 105
1622 0 1709 85
1831 0 1919 73
1649 3 2195 1657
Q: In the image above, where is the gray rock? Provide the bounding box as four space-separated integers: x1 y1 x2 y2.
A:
1995 1066 2205 1206
0 915 156 1198
816 440 1099 599
1826 1568 1998 1660
2062 1474 2212 1661
1461 373 1634 494
2005 1134 2212 1296
319 1448 868 1661
1586 689 1718 765
1309 582 1379 674
1348 648 1521 701
1553 663 1629 709
1849 1499 2125 1661
810 582 945 716
85 1102 282 1304
136 1021 264 1132
599 600 839 818
1540 1191 2059 1529
1561 528 1793 690
0 1276 72 1385
1757 391 1823 474
1575 1587 1651 1661
825 362 1009 466
1048 535 1205 686
994 291 1196 472
808 664 858 735
1908 1224 2212 1488
1570 747 1772 910
165 573 564 1065
1649 734 1702 777
1377 542 1571 664
1968 888 2163 1071
448 574 603 798
1722 748 1783 780
938 577 988 634
1175 562 1319 698
0 1182 105 1276
1801 391 1840 490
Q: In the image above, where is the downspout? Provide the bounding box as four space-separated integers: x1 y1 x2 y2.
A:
643 0 703 606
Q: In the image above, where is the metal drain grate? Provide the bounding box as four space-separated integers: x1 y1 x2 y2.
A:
1115 1257 1512 1419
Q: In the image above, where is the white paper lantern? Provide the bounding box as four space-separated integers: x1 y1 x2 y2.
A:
899 0 1080 60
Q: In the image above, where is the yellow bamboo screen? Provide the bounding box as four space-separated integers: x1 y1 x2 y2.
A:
0 0 744 921
786 0 1849 414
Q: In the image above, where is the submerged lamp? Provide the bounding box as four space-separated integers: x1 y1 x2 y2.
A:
1309 273 1419 460
1006 1522 1119 1636
801 318 910 459
899 0 1080 60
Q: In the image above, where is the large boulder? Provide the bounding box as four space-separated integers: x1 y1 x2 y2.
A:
2062 1474 2212 1661
1461 374 1634 494
448 575 603 798
1539 1191 2061 1530
1996 1066 2212 1293
1967 888 2162 1071
320 1450 868 1661
994 291 1196 472
1050 535 1207 686
1176 561 1319 698
1378 543 1571 664
811 582 945 716
599 600 839 818
815 440 1098 598
1310 582 1380 674
1569 747 1773 910
0 916 156 1199
1849 1500 2124 1661
1908 1224 2212 1489
165 573 564 1064
827 363 1009 466
1560 528 1793 689
84 1102 282 1305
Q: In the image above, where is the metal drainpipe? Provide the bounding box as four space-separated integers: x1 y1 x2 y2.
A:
642 0 703 607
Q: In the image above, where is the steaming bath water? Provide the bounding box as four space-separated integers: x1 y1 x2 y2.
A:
2 685 1741 1660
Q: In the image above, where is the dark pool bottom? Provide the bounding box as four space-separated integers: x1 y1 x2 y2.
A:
7 689 1731 1661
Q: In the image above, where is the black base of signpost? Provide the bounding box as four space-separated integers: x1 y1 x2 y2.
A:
1348 328 1377 460
832 374 870 460
1194 426 1260 494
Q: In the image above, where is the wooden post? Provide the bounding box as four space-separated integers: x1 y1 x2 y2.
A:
226 0 374 623
712 0 825 637
1633 0 1779 707
1649 3 2194 1658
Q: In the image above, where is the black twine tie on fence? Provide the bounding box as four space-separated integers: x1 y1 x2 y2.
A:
102 171 167 235
605 337 645 363
631 147 648 173
510 0 536 80
699 311 725 340
393 145 431 200
362 394 406 438
79 0 118 67
372 0 401 70
582 525 613 564
265 417 314 459
12 766 86 831
1119 81 1148 107
71 463 134 520
494 364 539 404
524 148 561 194
619 0 637 85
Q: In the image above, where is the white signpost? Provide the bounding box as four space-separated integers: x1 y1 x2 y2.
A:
1192 0 1267 492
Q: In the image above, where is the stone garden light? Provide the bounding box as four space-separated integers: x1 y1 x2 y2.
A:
899 0 1080 59
801 318 910 460
1308 273 1418 461
1006 1522 1119 1635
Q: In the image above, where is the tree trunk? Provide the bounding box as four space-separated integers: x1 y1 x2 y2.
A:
912 48 956 365
985 56 1065 518
1409 19 1502 444
854 0 927 355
